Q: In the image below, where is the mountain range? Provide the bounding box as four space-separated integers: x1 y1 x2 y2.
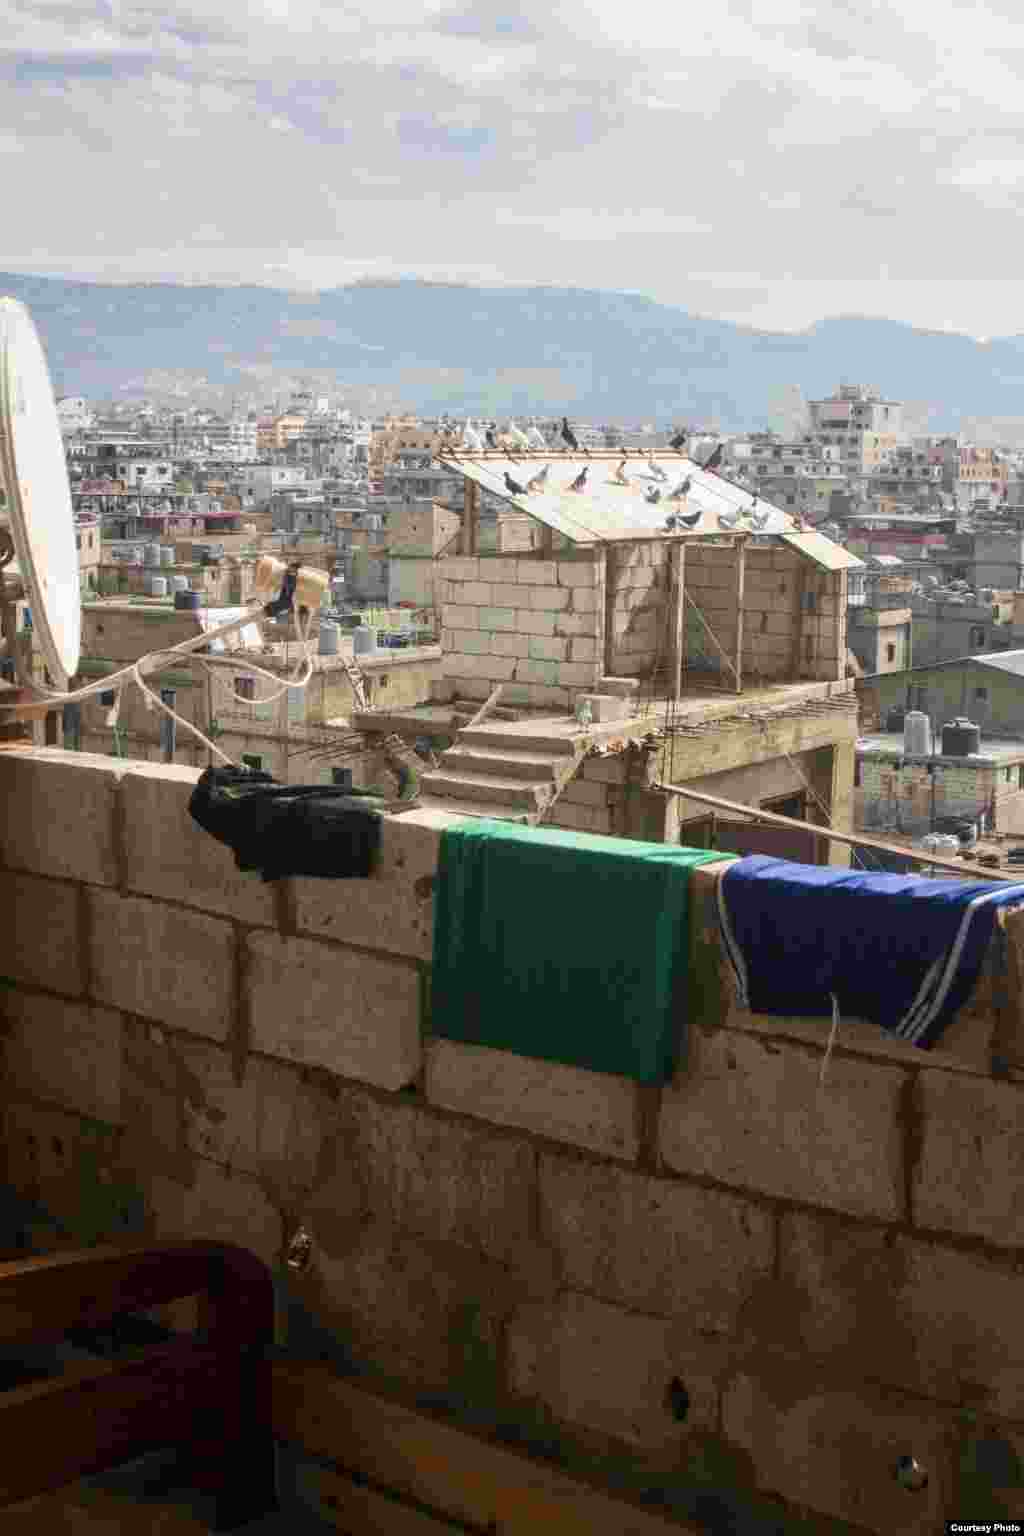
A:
5 269 1024 434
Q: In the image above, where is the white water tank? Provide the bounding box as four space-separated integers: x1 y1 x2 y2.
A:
903 710 932 757
144 543 162 567
160 546 174 567
146 575 168 598
319 621 340 656
353 624 377 656
170 575 189 594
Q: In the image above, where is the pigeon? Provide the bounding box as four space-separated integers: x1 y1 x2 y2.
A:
462 418 483 453
669 430 687 450
507 419 530 450
647 457 668 481
569 466 588 492
526 419 547 450
526 464 550 492
612 458 629 485
675 505 703 528
717 507 740 529
504 471 527 495
703 443 724 472
485 425 499 450
667 477 692 501
645 485 662 504
664 513 677 530
561 417 580 452
750 507 772 531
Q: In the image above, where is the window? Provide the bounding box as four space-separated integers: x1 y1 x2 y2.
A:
241 753 263 772
331 767 353 788
975 687 988 703
99 689 115 707
235 676 255 702
971 627 986 648
886 643 896 663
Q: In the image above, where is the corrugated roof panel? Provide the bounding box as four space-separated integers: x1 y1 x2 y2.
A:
780 529 865 571
438 452 800 543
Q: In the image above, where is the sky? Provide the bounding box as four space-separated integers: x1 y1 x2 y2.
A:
4 0 1024 337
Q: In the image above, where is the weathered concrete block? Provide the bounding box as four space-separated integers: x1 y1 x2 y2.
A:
569 587 598 612
560 776 610 807
914 1070 1024 1246
489 632 531 658
460 581 491 605
508 1293 720 1447
516 559 557 585
478 606 516 630
449 629 490 655
0 872 84 996
89 890 235 1041
515 610 557 635
553 613 599 638
581 755 629 784
558 662 599 687
2 1098 135 1244
0 991 122 1124
148 1158 283 1269
442 604 479 630
548 801 604 832
478 558 519 582
722 1371 953 1533
527 585 571 611
578 694 629 722
246 932 420 1089
489 584 523 607
0 750 120 886
569 637 599 662
119 763 277 926
515 659 559 685
528 635 568 662
659 1029 906 1221
779 1208 1024 1419
557 559 599 586
525 684 571 710
426 1039 638 1160
539 1155 773 1330
440 558 479 581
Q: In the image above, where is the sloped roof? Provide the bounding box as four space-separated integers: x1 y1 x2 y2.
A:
780 529 864 571
971 650 1024 678
437 450 795 545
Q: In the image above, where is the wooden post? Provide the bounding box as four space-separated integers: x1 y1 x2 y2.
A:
460 480 479 556
733 537 746 694
669 543 685 701
603 545 617 678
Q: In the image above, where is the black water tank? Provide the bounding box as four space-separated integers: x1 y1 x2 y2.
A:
174 590 202 611
886 707 906 732
941 718 981 756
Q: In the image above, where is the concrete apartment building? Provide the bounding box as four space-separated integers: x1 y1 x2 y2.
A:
807 382 904 476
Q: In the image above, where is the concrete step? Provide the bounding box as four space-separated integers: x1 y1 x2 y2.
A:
420 770 552 810
417 795 533 825
442 746 568 782
458 725 579 757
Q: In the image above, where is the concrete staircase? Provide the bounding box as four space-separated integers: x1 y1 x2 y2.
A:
419 722 587 824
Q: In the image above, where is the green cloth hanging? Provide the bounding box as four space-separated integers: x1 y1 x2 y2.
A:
431 819 729 1084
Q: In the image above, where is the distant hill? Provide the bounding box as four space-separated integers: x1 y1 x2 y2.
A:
4 270 1024 431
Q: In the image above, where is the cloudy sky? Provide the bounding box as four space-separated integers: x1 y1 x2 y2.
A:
4 0 1024 336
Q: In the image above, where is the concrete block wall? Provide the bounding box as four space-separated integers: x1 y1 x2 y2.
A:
437 553 602 709
3 747 1024 1530
606 542 670 678
858 756 995 835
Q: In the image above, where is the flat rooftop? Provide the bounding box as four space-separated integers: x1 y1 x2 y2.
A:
857 730 1024 764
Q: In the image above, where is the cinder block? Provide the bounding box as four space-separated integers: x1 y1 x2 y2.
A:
442 604 478 630
554 613 599 638
426 1039 639 1160
295 808 444 964
0 750 120 885
560 776 610 808
439 557 479 581
516 559 557 585
557 560 599 586
582 755 629 784
459 653 517 681
914 1070 1024 1246
2 1098 135 1244
490 632 531 658
489 584 523 607
780 1208 1024 1419
540 1153 773 1328
460 582 491 605
246 932 420 1089
527 585 571 611
569 587 598 612
722 1371 953 1532
148 1158 282 1270
449 629 489 655
0 871 83 996
526 684 571 710
89 889 235 1041
569 637 599 661
478 558 518 582
548 801 602 832
0 991 122 1124
442 652 466 677
528 635 568 662
659 1029 906 1222
513 659 557 685
479 606 516 630
558 662 599 687
516 610 557 635
508 1293 720 1448
119 764 277 926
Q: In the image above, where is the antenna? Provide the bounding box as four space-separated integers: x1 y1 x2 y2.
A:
0 298 81 688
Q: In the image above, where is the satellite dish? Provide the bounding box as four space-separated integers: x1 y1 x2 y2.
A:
0 297 81 685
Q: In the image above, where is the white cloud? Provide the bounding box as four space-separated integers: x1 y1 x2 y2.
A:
1 0 1024 336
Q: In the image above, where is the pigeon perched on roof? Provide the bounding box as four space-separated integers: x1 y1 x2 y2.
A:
569 465 588 492
526 419 547 450
645 485 662 504
647 457 668 481
703 443 724 472
561 417 580 451
485 425 498 450
750 507 772 531
612 458 629 484
669 430 687 450
462 418 483 453
507 420 530 450
526 464 550 492
674 505 703 528
504 471 527 496
667 477 691 501
717 507 740 529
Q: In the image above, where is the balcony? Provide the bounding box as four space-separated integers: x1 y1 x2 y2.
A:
0 746 1022 1532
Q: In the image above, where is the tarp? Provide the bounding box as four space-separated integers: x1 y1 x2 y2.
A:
431 819 725 1082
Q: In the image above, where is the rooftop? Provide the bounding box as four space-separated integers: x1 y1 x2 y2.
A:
857 730 1024 764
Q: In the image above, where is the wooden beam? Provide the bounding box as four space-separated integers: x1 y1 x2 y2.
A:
312 1464 465 1533
271 1364 700 1536
733 537 746 694
464 683 504 729
603 545 617 678
790 562 808 680
669 544 685 702
459 480 479 556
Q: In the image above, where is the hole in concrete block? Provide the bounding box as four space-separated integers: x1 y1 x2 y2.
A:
667 1377 690 1423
